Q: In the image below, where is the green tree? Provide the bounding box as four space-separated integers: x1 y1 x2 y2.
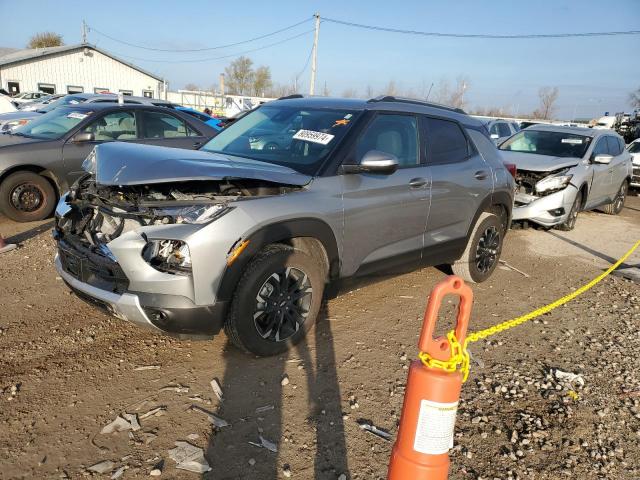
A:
27 32 63 49
252 66 272 97
225 57 254 95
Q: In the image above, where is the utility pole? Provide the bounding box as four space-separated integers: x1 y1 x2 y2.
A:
81 20 87 44
309 13 320 95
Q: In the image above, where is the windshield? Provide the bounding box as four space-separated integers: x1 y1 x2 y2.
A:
629 142 640 154
38 95 88 113
13 108 91 139
201 105 360 174
499 130 592 158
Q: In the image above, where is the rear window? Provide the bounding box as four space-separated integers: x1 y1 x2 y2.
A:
424 117 469 164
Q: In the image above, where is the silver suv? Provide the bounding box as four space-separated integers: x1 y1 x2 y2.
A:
53 96 514 356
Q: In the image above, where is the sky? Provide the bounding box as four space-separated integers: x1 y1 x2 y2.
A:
0 0 639 119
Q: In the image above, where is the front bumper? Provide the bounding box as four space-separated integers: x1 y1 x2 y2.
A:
512 185 578 227
55 254 226 339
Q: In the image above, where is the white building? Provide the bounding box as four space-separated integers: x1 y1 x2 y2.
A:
0 43 165 98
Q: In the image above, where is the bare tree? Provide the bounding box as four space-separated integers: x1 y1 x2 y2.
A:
225 56 254 95
27 32 63 49
448 76 469 109
342 88 357 98
384 80 398 96
365 85 374 98
629 87 640 109
252 66 272 97
322 81 330 96
533 86 559 119
184 83 200 91
431 79 451 105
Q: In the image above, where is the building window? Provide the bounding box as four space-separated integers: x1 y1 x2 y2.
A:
94 87 110 94
38 83 56 94
7 81 20 95
142 90 153 98
119 90 133 96
67 85 84 94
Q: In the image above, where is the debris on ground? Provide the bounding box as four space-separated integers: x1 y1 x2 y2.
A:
283 463 292 477
133 365 161 371
210 378 223 401
110 465 125 479
159 384 189 393
100 414 140 434
249 435 278 453
168 441 211 473
498 259 530 277
139 406 166 419
551 368 585 388
149 459 164 476
189 404 229 428
255 404 275 414
87 460 115 474
357 421 392 441
281 374 290 386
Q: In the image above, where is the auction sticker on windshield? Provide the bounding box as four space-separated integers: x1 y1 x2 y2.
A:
561 138 584 144
67 112 90 120
293 129 335 145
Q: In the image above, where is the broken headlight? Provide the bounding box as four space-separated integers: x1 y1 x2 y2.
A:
142 240 192 275
535 170 573 195
151 204 232 225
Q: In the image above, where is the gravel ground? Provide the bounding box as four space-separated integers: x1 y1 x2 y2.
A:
0 194 639 480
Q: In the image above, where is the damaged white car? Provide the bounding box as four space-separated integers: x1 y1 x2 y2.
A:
500 125 632 230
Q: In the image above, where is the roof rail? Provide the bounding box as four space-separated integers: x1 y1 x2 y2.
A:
277 94 305 100
367 95 466 114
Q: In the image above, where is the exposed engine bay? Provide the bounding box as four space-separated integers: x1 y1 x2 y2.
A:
514 167 573 200
56 175 300 249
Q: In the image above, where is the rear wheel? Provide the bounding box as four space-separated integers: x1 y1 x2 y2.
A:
556 191 581 231
0 171 56 222
602 180 627 215
452 212 504 283
225 244 324 356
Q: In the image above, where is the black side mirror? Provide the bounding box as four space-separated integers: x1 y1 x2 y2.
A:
72 132 95 143
341 150 399 175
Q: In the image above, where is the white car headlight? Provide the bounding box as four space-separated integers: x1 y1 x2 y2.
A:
535 172 573 194
151 204 232 225
142 239 192 274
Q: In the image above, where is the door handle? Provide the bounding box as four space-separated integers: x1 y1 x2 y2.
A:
193 141 203 148
409 177 428 188
474 170 489 180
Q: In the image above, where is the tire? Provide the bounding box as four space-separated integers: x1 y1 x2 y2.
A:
0 171 56 222
451 212 504 283
556 191 582 231
225 244 324 356
602 180 627 215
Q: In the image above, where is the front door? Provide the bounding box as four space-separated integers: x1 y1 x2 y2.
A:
585 136 613 208
62 109 139 184
340 113 430 275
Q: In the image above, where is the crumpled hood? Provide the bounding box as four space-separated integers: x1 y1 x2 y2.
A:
87 142 313 186
500 151 580 172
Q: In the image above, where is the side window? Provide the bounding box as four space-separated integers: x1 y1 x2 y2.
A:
141 111 198 138
591 138 608 158
355 114 418 167
497 122 511 137
83 111 137 141
605 136 621 156
489 124 499 136
424 117 470 165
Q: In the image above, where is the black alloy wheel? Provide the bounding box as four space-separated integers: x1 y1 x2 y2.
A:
475 225 500 274
10 182 45 212
253 267 312 342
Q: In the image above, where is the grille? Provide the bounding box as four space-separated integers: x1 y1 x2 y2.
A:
58 238 129 294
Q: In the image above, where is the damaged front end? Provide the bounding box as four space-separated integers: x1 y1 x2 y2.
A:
512 167 578 226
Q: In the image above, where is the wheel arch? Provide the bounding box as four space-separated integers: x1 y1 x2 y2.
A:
466 191 512 238
0 164 62 197
215 218 340 303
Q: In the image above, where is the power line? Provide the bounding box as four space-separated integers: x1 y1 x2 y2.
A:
109 29 315 64
295 37 315 81
322 16 640 39
88 17 313 52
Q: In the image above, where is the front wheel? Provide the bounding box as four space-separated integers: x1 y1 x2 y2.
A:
451 212 504 283
556 192 581 231
225 244 324 356
602 180 627 215
0 171 56 222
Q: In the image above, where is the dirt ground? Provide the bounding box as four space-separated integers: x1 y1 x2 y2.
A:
1 194 639 480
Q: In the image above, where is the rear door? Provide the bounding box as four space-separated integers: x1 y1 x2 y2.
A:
62 109 139 184
136 109 208 150
340 112 430 274
585 136 612 208
422 116 492 249
606 136 629 196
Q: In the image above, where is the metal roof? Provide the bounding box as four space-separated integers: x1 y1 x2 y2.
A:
0 43 164 82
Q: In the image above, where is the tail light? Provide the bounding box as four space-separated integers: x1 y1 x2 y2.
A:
504 162 517 178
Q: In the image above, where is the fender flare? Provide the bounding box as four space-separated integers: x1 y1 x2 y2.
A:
465 191 513 238
215 218 340 303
